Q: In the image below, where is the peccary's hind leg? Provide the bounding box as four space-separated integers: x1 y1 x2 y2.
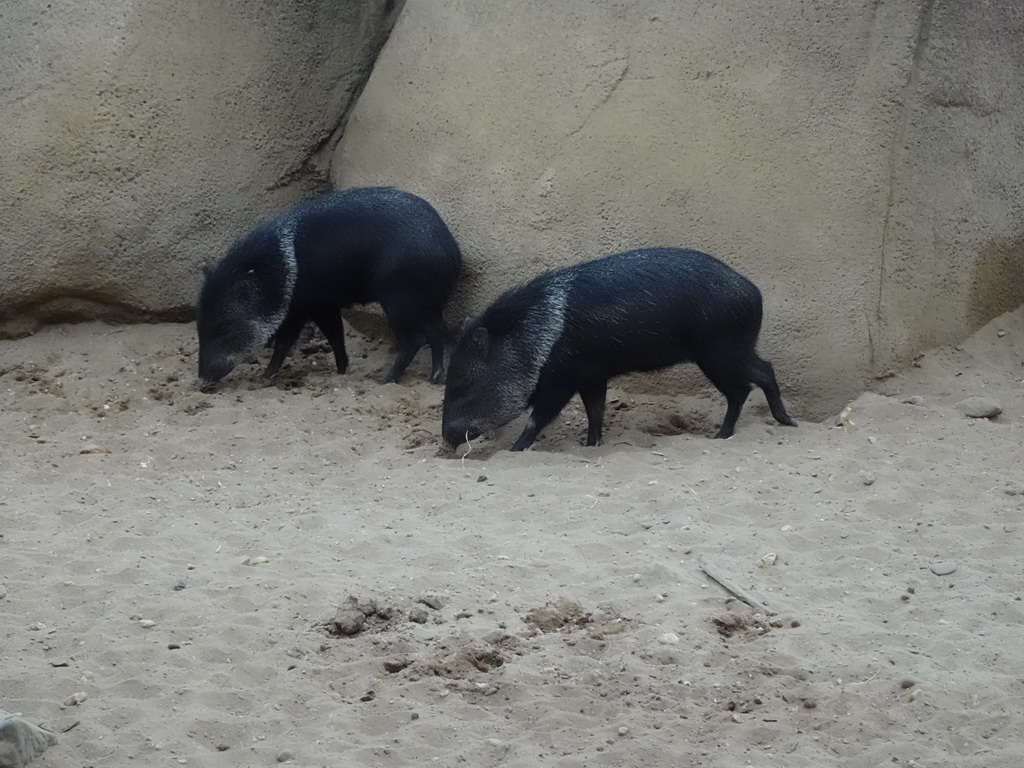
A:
381 297 431 384
578 379 609 446
696 355 753 439
310 308 349 374
511 384 577 452
421 313 448 384
263 314 307 379
749 356 797 428
381 330 424 384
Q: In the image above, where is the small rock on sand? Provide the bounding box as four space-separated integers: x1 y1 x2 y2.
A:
930 561 957 576
419 593 446 610
62 692 87 707
408 607 429 624
331 609 365 636
955 397 1002 419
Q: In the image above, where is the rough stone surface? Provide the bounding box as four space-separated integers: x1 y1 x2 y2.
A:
332 608 366 637
333 0 1024 417
0 710 58 768
0 0 402 336
955 396 1002 419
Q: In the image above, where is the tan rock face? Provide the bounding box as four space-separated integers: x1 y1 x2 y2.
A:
1 0 401 336
332 0 1024 417
4 1 1022 417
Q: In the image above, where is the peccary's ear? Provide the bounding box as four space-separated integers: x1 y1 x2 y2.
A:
467 326 489 358
459 316 475 334
235 268 258 286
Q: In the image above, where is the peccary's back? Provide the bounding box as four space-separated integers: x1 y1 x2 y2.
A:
280 187 461 308
568 247 760 324
483 248 765 379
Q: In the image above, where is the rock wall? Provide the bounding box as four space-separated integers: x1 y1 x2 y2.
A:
4 0 1022 418
0 0 401 336
332 0 1024 417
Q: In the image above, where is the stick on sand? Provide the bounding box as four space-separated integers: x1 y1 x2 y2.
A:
697 554 775 616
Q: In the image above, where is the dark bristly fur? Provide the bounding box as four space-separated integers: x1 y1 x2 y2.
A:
197 187 462 386
442 247 796 451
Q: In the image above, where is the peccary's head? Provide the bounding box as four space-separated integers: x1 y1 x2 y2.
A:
442 322 535 446
196 227 296 385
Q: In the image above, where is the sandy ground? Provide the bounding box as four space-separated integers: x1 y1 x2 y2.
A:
2 305 1023 768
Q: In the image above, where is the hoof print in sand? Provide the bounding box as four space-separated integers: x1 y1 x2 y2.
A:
324 596 399 637
711 612 777 641
318 595 631 699
523 598 631 639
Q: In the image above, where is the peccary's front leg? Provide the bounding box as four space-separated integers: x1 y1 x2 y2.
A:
511 384 576 452
381 334 424 385
263 314 306 379
310 308 349 374
578 380 609 446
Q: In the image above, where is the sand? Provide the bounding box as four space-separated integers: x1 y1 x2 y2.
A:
2 306 1023 767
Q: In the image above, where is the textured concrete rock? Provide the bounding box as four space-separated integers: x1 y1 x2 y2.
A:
0 0 402 337
0 710 57 768
955 396 1002 419
333 0 1024 417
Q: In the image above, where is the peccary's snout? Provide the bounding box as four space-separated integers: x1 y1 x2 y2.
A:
443 424 482 447
198 353 235 387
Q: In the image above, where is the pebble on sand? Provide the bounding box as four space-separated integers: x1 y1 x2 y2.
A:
419 593 447 610
62 691 88 707
332 609 365 636
408 607 429 624
930 561 957 576
276 750 294 762
955 397 1002 419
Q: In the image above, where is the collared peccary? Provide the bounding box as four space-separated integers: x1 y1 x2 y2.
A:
197 187 462 387
442 247 796 451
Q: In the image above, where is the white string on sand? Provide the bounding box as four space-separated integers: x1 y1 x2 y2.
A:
460 431 474 466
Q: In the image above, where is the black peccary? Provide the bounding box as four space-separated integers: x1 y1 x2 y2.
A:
197 187 462 387
442 247 796 451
